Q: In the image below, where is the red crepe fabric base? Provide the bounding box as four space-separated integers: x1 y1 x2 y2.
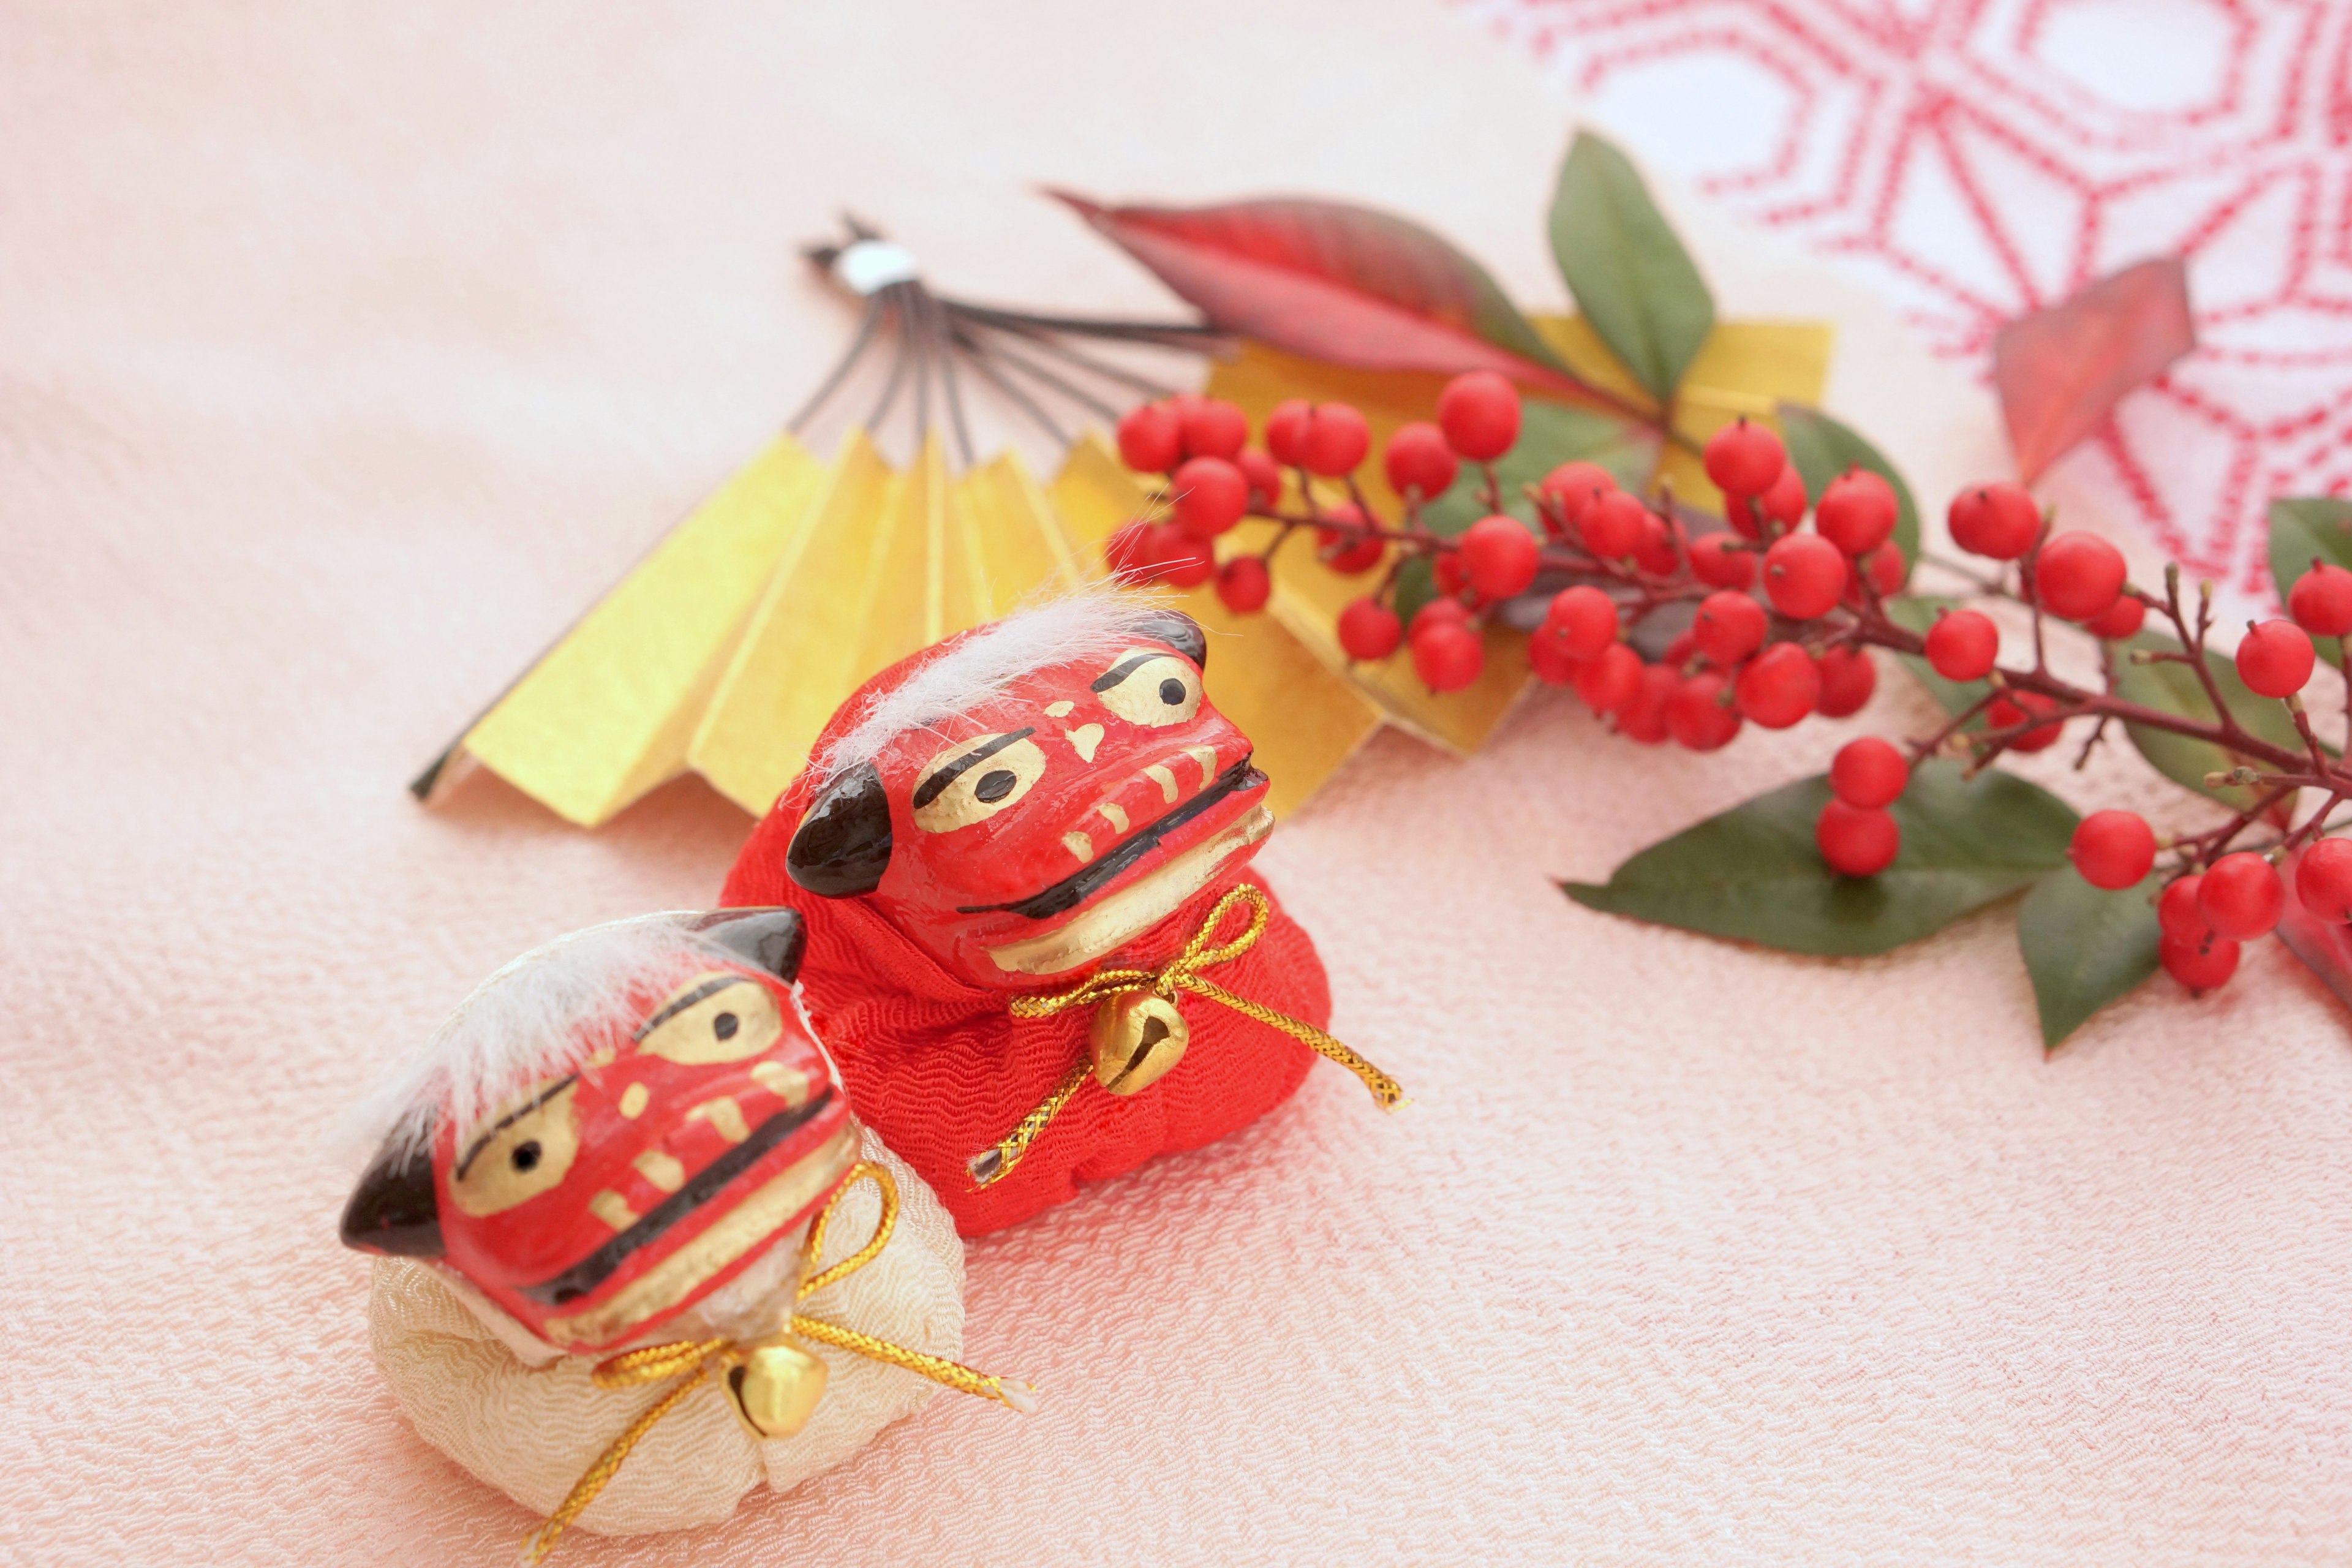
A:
723 810 1329 1236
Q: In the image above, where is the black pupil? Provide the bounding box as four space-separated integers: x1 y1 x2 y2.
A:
974 768 1018 802
713 1011 739 1039
1158 677 1186 705
511 1140 541 1172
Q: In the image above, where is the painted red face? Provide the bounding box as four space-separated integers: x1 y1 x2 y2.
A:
805 624 1272 990
342 919 861 1356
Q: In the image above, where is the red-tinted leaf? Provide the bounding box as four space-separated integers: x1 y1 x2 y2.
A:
1992 257 2195 482
1051 190 1586 394
2275 846 2352 1019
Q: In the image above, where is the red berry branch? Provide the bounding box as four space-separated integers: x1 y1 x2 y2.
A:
1107 371 2352 1006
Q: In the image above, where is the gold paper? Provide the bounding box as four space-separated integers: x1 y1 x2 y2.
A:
450 435 827 827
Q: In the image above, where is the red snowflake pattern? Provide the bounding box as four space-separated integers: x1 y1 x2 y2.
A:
1469 0 2352 609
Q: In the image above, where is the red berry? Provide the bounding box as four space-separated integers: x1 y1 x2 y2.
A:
1816 799 1900 876
1689 532 1756 590
1384 421 1460 500
1665 671 1743 751
1435 371 1521 462
1758 464 1808 528
2296 837 2352 922
1215 554 1271 614
1264 399 1313 468
2290 562 2352 638
1301 402 1371 477
2082 593 2146 640
1170 456 1249 537
1458 516 1541 599
1830 737 1909 809
2068 809 2156 891
1544 585 1619 660
1693 591 1768 666
1145 522 1213 587
1815 645 1877 717
1814 469 1898 556
2198 851 2284 940
1574 643 1643 713
1316 503 1384 574
1540 462 1615 521
1235 449 1283 510
2235 618 2315 698
1337 597 1403 661
1987 692 2064 752
1856 541 1907 598
1411 620 1484 693
1703 417 1786 496
1635 510 1683 575
1947 483 2041 560
2157 875 2210 941
2034 532 2127 620
1724 492 1763 541
2160 932 2241 992
1116 402 1184 473
1616 663 1677 744
1409 597 1471 640
1579 490 1648 560
1528 625 1585 686
1180 398 1248 461
1924 608 1999 681
1104 518 1154 578
1662 629 1698 669
1735 641 1821 729
1762 532 1845 619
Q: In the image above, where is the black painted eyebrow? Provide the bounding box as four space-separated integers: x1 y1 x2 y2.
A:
454 1075 578 1180
912 727 1035 809
1090 652 1164 692
631 974 748 1041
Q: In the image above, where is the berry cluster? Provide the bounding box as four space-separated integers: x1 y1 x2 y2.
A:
1110 374 2352 1000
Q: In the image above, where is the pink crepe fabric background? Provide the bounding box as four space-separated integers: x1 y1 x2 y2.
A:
4 2 2348 1562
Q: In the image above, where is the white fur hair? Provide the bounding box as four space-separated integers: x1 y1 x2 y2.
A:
813 584 1186 784
344 914 756 1163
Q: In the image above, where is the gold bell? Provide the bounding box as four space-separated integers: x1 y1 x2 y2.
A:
1089 991 1188 1095
721 1335 828 1440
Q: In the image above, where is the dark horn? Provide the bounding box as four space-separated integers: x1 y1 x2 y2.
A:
1133 608 1207 668
690 907 808 983
340 1133 443 1258
785 761 894 897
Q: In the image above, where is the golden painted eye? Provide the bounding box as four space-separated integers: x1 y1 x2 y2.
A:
448 1080 579 1218
635 972 782 1065
1093 650 1202 728
911 730 1047 833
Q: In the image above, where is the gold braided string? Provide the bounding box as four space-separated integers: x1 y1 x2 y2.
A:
521 1161 1030 1564
973 884 1406 1188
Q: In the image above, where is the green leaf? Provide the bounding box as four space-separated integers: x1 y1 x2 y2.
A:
2016 870 2160 1049
2111 630 2318 805
1562 760 2078 956
1883 595 1988 723
1390 554 1438 630
1420 398 1658 538
2267 496 2352 662
1547 131 1716 402
1776 402 1921 569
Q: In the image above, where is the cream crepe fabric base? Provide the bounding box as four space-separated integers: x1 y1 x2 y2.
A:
369 1136 962 1536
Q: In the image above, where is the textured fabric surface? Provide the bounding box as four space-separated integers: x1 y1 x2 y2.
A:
368 1135 962 1536
7 2 2351 1566
725 673 1327 1235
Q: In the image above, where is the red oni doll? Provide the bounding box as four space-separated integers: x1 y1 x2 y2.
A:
723 592 1401 1236
339 910 1026 1548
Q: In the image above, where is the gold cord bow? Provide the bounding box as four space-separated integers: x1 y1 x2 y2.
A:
521 1160 1031 1564
973 883 1406 1188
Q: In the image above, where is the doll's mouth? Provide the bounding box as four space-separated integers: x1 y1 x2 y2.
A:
955 755 1268 921
523 1088 844 1310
